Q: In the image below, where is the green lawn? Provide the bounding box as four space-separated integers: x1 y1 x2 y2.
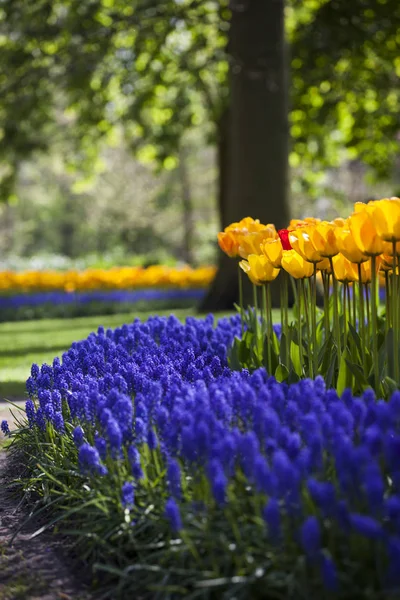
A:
0 309 195 398
0 308 282 399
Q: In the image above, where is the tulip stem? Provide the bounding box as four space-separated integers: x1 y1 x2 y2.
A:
370 256 379 391
297 280 303 376
351 283 356 328
280 271 289 366
384 270 390 333
357 263 367 376
238 266 244 337
343 282 349 351
312 265 318 376
262 284 272 373
253 283 259 346
393 242 399 383
322 271 330 342
365 283 370 342
301 279 312 378
329 258 341 367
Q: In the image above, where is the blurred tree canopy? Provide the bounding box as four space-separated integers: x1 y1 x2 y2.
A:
0 0 399 201
1 0 399 308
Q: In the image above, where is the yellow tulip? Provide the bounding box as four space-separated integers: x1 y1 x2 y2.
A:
310 221 339 258
239 254 280 285
281 249 314 279
288 217 321 229
260 238 283 268
335 227 369 264
348 206 390 256
238 226 277 259
332 254 358 283
288 227 323 263
369 197 400 243
218 217 266 258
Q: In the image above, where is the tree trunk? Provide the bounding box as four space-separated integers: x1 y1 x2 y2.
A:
200 0 289 312
178 146 194 265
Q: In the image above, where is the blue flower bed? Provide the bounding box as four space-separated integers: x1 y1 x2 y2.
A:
10 314 400 598
0 288 206 308
0 288 206 321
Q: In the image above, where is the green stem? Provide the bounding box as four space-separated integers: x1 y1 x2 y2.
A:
301 279 312 378
357 263 367 375
365 283 370 342
312 265 318 376
384 270 390 333
351 282 357 328
297 280 303 376
281 270 289 366
393 242 399 383
370 255 379 391
253 283 259 342
262 284 272 373
238 265 244 337
343 282 348 351
329 258 341 366
323 271 330 342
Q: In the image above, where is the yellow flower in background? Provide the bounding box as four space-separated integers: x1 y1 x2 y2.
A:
281 250 314 279
370 197 400 243
238 226 277 259
239 254 280 285
332 254 358 283
289 228 323 264
348 207 389 256
260 238 283 268
335 227 369 264
0 265 216 293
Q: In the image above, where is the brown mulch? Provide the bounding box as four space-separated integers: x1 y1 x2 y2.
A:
0 451 95 600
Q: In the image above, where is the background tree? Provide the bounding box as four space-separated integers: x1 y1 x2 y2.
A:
1 0 400 308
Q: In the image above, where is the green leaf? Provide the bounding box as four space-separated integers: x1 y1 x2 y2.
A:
290 340 302 377
337 350 353 396
344 359 368 390
275 363 289 382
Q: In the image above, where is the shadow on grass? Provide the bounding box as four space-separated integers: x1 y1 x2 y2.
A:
0 381 26 400
0 345 70 359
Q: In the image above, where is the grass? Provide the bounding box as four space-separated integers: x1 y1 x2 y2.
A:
0 307 283 399
0 309 195 398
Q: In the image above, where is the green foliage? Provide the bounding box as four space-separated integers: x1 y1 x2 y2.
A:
1 0 399 202
290 0 400 191
229 285 399 398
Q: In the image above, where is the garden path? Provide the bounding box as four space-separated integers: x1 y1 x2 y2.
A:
0 441 94 599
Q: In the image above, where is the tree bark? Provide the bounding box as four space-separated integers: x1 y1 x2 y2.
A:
200 0 289 312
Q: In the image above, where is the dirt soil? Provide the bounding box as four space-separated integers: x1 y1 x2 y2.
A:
0 451 94 600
